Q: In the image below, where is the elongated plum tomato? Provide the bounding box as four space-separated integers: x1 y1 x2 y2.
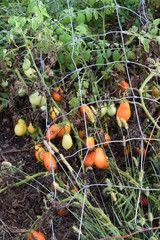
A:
29 230 45 240
46 124 59 140
35 144 45 161
116 99 131 122
43 152 57 171
58 123 71 137
120 80 130 93
62 134 73 150
94 148 109 169
86 137 95 151
80 105 94 122
52 87 63 102
14 119 27 136
84 152 95 167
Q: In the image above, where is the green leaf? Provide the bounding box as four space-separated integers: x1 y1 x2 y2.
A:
153 19 160 26
86 8 92 22
83 50 91 62
93 10 98 20
18 17 26 27
156 36 160 45
8 17 15 26
38 1 50 18
151 27 158 35
31 17 40 30
113 50 121 61
2 0 8 7
77 12 85 24
69 97 80 108
89 0 95 5
75 24 89 36
141 37 150 53
106 49 112 58
83 81 89 88
126 50 136 60
1 93 8 99
96 56 104 69
106 8 111 15
59 33 72 44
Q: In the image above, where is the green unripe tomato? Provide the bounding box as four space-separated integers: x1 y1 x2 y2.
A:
18 87 26 97
24 68 36 79
29 91 46 109
101 103 108 117
107 103 117 117
23 58 31 71
1 80 8 88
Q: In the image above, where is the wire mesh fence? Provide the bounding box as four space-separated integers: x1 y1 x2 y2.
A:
0 0 160 239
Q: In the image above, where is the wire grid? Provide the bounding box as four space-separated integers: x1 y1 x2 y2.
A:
37 0 160 239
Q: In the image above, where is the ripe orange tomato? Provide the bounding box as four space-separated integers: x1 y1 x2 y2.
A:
29 230 45 240
58 123 71 137
35 144 45 161
80 105 94 122
84 151 95 167
94 148 109 169
43 152 57 171
52 87 63 102
120 80 130 93
116 99 131 122
86 137 95 151
46 124 59 140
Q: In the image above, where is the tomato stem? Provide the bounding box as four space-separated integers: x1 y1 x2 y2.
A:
0 172 47 194
139 72 160 130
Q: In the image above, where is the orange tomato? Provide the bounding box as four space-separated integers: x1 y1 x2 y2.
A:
84 152 95 167
35 145 45 161
43 152 57 171
29 230 45 240
122 144 130 156
57 123 71 137
80 105 94 122
94 148 109 169
120 80 130 93
78 129 85 138
116 99 131 122
52 87 63 102
46 124 59 140
57 208 69 217
86 137 95 151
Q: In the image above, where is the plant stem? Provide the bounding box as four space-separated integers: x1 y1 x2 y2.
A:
15 68 27 86
0 172 47 194
139 72 160 130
